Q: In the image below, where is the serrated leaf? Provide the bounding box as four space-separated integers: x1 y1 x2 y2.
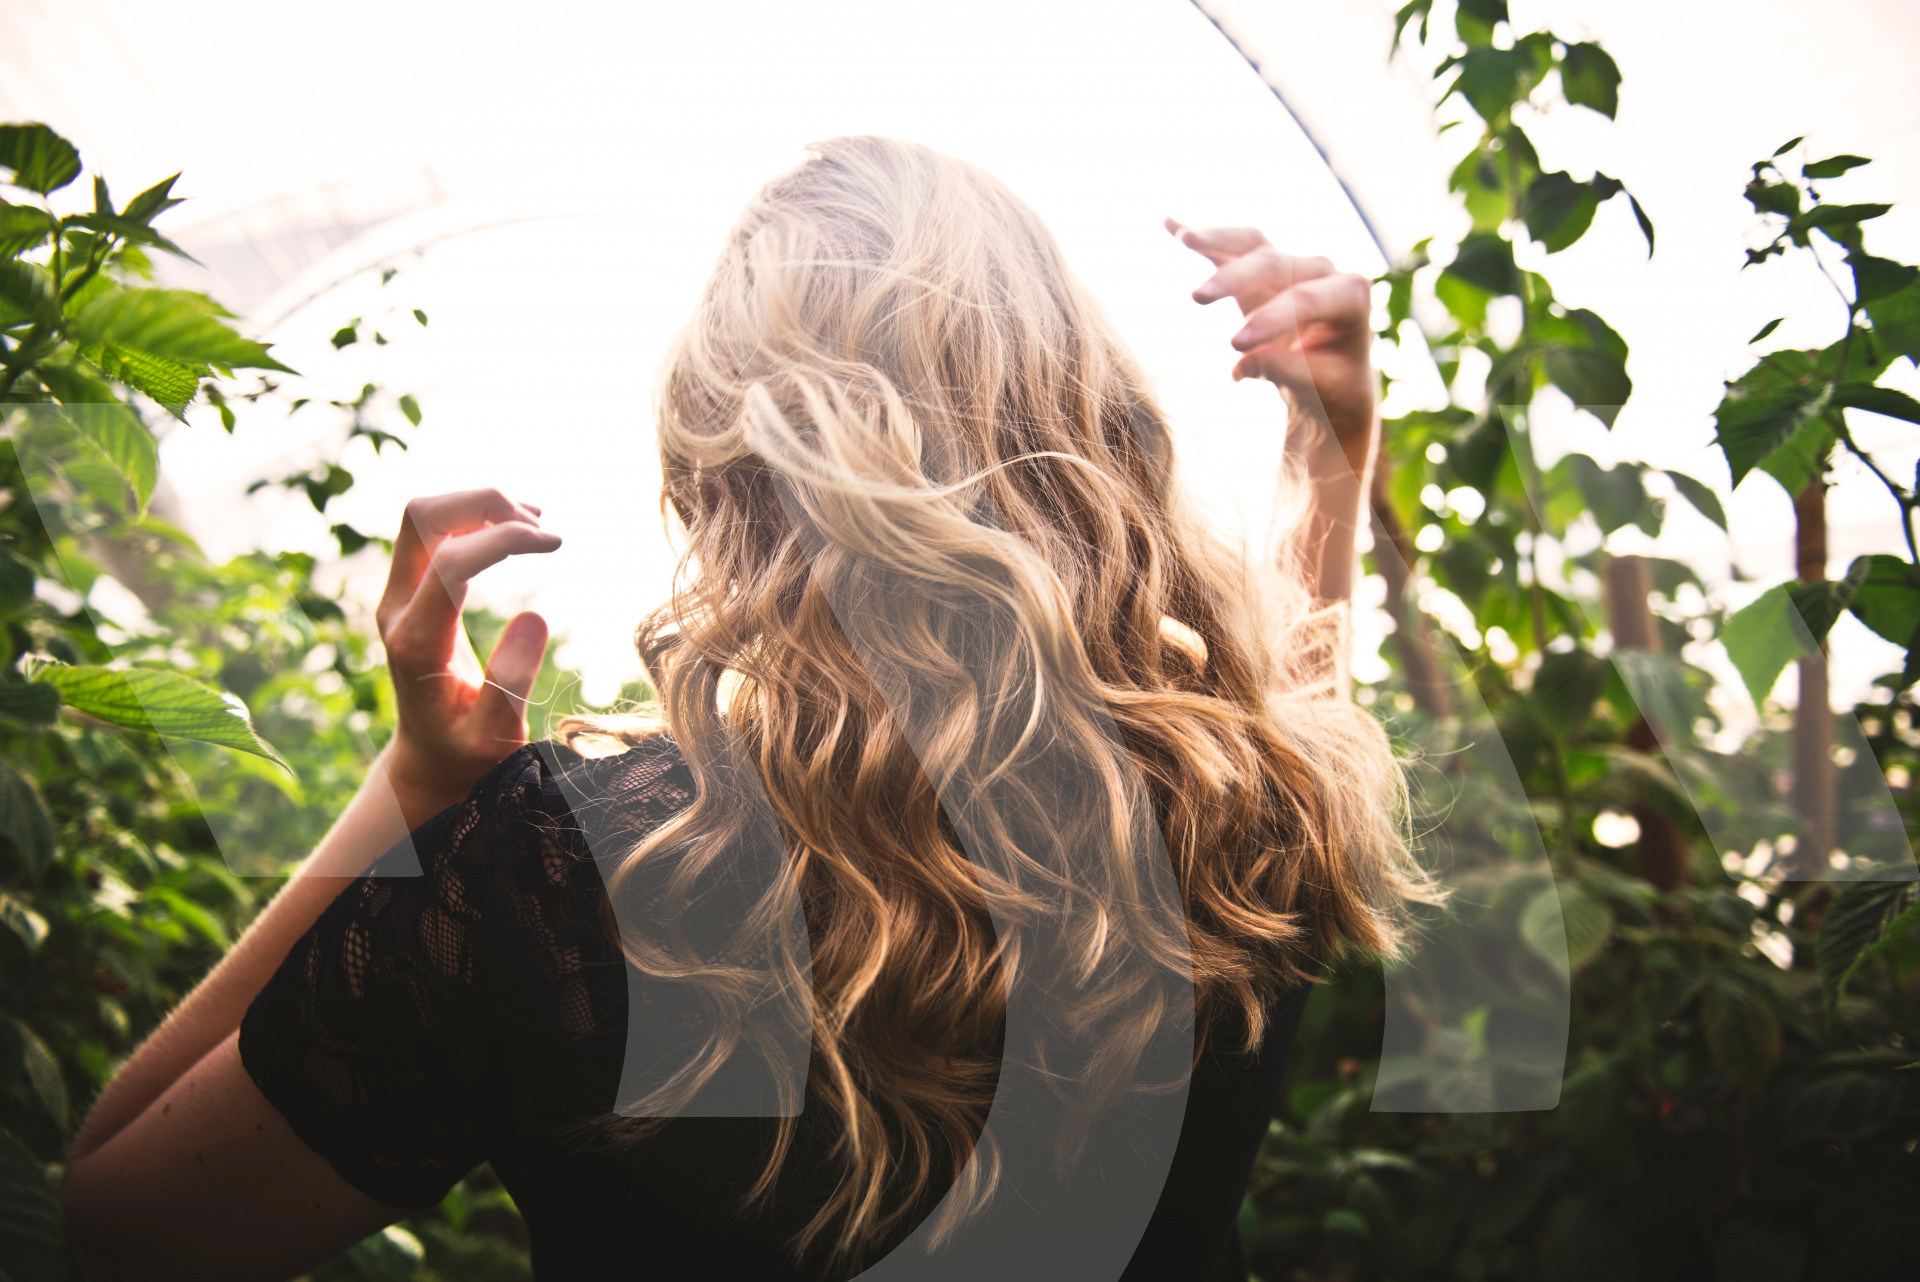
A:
0 123 81 194
1661 469 1727 531
1846 554 1920 647
1712 383 1828 486
68 287 294 373
58 400 159 513
32 664 290 771
1848 252 1919 305
81 342 204 415
0 200 56 257
0 683 60 727
120 172 185 224
1786 562 1869 645
1723 585 1812 708
0 259 59 328
1701 981 1780 1093
1533 647 1611 735
1818 879 1916 1013
0 759 55 878
61 211 196 263
1520 883 1611 977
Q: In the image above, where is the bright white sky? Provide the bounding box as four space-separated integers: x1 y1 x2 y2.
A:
4 0 1919 720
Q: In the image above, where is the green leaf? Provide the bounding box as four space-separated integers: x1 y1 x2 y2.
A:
1756 417 1834 496
0 259 59 328
1818 879 1916 1013
1864 279 1920 363
1712 382 1829 486
1559 42 1620 118
1543 347 1631 425
1610 649 1707 747
0 759 55 878
1533 647 1611 735
0 200 56 257
398 393 422 426
61 211 196 263
68 287 295 373
0 551 35 620
1745 178 1801 219
1519 883 1611 975
147 885 231 952
412 307 429 326
0 1127 63 1282
331 324 358 350
1443 232 1520 297
0 123 81 194
1846 555 1920 647
31 664 291 771
1701 980 1780 1093
81 342 204 414
1831 381 1920 425
120 172 185 224
1786 561 1869 645
1723 584 1812 708
1627 193 1655 257
1661 469 1728 531
1774 136 1806 157
1802 154 1872 180
1522 171 1599 253
1749 317 1785 344
1566 455 1649 534
1786 202 1892 249
1779 1072 1902 1147
3 1017 66 1128
58 399 160 513
0 891 48 952
1848 251 1919 305
0 683 60 727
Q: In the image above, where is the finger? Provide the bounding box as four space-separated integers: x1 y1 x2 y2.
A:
1193 248 1339 311
475 610 551 740
1231 274 1373 352
380 490 545 626
385 522 562 667
1165 219 1271 266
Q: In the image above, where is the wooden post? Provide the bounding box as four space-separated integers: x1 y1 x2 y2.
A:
1793 476 1835 877
1603 553 1688 891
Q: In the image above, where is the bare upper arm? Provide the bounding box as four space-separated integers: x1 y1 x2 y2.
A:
61 1031 405 1282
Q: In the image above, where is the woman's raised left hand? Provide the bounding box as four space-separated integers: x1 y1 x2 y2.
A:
373 488 561 822
1168 219 1378 466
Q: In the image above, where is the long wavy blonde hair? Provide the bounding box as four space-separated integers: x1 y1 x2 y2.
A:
565 135 1421 1269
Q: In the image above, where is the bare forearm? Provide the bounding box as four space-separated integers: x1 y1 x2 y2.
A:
1285 411 1377 608
68 750 448 1163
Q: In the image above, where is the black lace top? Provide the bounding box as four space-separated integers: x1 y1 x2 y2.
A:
239 736 1309 1280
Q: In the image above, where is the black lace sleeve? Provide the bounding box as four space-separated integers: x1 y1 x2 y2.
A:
237 742 615 1210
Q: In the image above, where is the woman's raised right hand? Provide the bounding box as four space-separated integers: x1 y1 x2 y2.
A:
372 489 561 823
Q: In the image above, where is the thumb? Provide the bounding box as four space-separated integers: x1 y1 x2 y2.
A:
478 610 550 743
